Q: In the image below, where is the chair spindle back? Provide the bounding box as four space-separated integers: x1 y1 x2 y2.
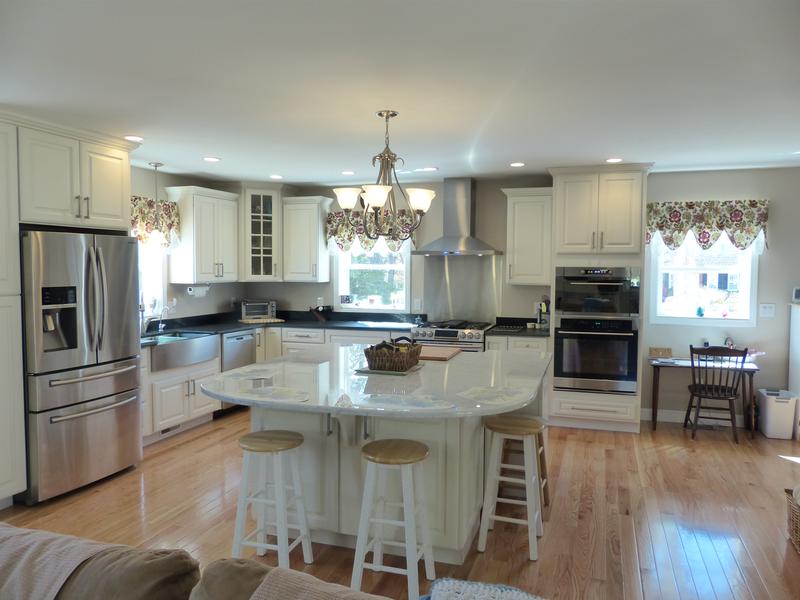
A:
689 345 749 399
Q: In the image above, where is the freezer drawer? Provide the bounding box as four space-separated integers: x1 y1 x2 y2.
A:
27 357 139 412
25 390 142 503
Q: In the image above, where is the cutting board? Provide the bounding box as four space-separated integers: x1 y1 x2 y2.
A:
420 347 461 361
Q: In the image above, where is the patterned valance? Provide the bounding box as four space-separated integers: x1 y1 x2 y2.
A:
130 196 181 246
326 210 415 253
646 199 768 250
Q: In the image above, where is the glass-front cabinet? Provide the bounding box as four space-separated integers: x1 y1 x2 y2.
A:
242 187 282 281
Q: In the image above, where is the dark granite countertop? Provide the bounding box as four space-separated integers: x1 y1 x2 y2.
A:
486 317 550 338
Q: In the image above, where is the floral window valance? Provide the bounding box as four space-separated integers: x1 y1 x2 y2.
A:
130 196 181 246
326 210 415 253
646 199 768 250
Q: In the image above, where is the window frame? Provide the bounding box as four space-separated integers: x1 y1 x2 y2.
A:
333 239 412 314
136 237 169 318
647 233 759 328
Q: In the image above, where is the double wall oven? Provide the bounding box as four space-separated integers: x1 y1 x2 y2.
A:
553 267 640 394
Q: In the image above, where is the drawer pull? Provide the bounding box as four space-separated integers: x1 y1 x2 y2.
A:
50 395 137 423
569 406 622 414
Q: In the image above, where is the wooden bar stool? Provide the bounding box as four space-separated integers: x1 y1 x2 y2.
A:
351 439 435 600
497 417 550 509
478 415 544 561
231 430 313 568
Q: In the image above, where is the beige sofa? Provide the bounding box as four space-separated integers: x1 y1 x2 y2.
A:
0 523 388 600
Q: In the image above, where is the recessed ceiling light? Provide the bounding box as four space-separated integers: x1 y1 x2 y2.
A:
341 170 355 176
413 167 438 172
269 174 283 180
606 157 623 163
510 162 525 168
124 135 144 142
203 156 221 163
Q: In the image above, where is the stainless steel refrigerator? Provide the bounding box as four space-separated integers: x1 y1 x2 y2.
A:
20 230 142 504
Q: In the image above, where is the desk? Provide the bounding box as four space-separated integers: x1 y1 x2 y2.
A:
649 358 760 437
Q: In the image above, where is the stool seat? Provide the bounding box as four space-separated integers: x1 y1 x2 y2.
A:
484 415 545 436
361 439 429 465
239 430 304 453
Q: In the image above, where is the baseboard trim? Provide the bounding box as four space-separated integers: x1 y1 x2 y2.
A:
546 416 641 433
0 497 12 510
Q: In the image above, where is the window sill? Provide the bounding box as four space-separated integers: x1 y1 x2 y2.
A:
649 316 756 328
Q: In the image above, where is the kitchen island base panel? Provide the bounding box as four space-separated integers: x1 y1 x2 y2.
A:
249 407 488 566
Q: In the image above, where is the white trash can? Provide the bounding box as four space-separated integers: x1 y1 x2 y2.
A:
757 389 798 439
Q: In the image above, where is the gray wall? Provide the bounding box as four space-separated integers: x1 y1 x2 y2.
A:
642 166 800 412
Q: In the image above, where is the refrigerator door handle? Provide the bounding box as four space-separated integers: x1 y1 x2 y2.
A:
97 247 109 351
87 246 100 352
49 395 138 424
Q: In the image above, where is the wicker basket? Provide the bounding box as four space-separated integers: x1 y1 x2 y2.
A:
363 338 421 372
786 489 800 553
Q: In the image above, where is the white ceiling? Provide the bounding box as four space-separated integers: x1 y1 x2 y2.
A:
2 0 799 185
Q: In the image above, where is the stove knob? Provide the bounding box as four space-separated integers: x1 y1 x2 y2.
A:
426 331 432 337
458 332 465 339
467 332 474 339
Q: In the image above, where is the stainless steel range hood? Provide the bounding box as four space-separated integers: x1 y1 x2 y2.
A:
411 178 501 256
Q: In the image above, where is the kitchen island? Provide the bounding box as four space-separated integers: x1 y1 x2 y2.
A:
202 345 552 564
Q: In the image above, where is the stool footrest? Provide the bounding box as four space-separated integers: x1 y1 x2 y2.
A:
496 496 527 506
497 474 532 484
490 514 529 526
499 463 525 472
370 517 406 528
241 529 307 552
365 562 408 576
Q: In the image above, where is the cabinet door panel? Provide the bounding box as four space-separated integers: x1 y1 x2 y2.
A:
79 142 130 229
216 199 238 281
152 375 189 430
486 337 508 351
0 297 26 497
554 174 597 254
0 123 20 295
508 338 548 353
19 128 81 225
243 190 281 281
283 203 317 281
189 366 221 418
194 195 218 282
597 172 642 254
507 195 551 284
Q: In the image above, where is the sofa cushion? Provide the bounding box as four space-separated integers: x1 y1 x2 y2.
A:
56 546 200 600
189 558 271 600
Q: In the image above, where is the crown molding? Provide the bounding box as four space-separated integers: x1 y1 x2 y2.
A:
0 108 139 152
548 163 654 176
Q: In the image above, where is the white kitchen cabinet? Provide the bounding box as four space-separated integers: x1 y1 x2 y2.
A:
150 357 221 431
486 336 548 353
0 296 26 498
325 329 393 346
167 186 240 284
503 188 552 285
0 122 20 296
79 142 131 229
250 409 340 532
485 337 508 351
256 327 282 363
189 366 223 418
283 196 332 282
597 172 643 253
152 373 190 430
242 188 283 281
19 128 130 229
551 166 648 255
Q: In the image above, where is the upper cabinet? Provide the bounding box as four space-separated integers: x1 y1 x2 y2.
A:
551 166 649 255
168 186 240 284
503 187 552 285
283 196 332 283
0 122 20 295
241 187 283 281
19 128 130 230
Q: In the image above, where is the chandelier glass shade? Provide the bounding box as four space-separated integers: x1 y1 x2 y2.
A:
333 110 435 244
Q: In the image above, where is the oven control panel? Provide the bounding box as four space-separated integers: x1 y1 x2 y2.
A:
411 328 484 341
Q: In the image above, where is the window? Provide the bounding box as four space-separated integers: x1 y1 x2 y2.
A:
137 237 167 317
335 238 410 312
649 231 760 326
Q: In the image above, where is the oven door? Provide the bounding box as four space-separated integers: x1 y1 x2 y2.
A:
555 272 640 315
553 329 638 393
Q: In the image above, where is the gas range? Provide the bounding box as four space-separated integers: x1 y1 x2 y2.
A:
411 320 492 351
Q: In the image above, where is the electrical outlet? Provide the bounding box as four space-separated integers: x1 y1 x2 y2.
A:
759 303 776 318
648 346 673 358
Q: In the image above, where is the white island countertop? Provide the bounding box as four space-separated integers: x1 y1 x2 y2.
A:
201 345 552 419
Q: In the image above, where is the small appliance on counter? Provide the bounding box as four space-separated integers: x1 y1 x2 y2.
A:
239 299 282 324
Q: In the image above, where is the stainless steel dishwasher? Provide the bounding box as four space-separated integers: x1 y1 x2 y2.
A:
219 329 257 410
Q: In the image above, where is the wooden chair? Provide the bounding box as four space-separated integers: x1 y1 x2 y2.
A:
684 345 749 443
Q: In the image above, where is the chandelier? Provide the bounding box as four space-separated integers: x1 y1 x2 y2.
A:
333 110 435 243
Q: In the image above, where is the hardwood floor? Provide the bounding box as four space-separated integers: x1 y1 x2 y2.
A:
3 410 800 599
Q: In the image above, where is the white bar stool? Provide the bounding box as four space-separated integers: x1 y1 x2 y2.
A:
351 439 435 600
477 415 545 561
231 430 313 568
